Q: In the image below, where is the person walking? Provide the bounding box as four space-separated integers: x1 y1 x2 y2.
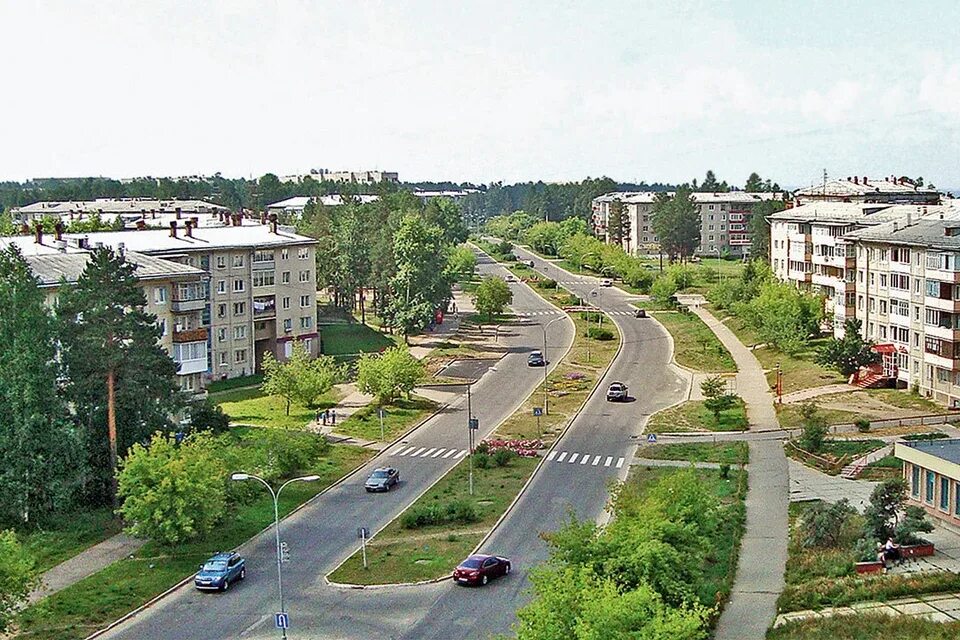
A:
331 408 337 425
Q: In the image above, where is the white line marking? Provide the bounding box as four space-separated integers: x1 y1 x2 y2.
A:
420 448 438 457
616 457 625 469
411 447 426 457
556 452 568 462
431 448 446 458
398 446 416 456
547 451 557 461
580 455 590 465
455 450 467 458
389 447 405 456
604 456 613 467
592 455 601 466
568 453 579 463
443 449 457 458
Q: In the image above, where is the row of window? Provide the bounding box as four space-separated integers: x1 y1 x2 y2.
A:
214 270 312 294
214 248 311 270
214 339 314 368
911 464 960 516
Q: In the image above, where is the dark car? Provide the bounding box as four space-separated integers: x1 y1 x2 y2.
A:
365 467 400 492
606 382 629 402
195 551 245 591
453 554 511 586
634 308 647 318
527 351 545 367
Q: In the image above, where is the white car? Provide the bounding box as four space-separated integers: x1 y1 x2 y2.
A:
599 278 612 287
504 274 518 283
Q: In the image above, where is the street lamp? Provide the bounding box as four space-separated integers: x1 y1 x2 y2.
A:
712 246 723 286
541 316 566 415
577 251 599 275
231 472 320 640
587 287 603 326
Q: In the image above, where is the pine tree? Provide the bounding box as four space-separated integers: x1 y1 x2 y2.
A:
55 247 183 506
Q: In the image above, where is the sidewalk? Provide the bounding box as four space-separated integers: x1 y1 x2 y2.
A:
690 306 788 640
774 591 960 627
780 383 858 404
29 533 145 604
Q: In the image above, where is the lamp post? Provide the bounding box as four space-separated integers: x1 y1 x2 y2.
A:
541 316 565 414
775 362 783 404
577 251 599 275
713 246 723 286
587 287 603 326
230 473 320 640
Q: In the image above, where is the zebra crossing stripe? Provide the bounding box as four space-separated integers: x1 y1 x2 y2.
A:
592 455 601 466
580 455 590 465
442 449 457 459
568 453 579 463
410 447 426 457
420 448 438 458
455 450 467 459
604 456 613 467
431 448 446 458
547 451 557 461
557 452 568 462
616 457 625 469
398 446 417 456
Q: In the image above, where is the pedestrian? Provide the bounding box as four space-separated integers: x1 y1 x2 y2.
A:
315 408 321 423
331 408 337 425
321 410 328 426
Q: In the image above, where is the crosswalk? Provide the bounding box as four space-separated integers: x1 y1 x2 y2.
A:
386 444 625 470
389 445 470 459
547 450 625 468
517 309 638 318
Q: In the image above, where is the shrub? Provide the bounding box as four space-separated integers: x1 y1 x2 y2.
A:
400 500 478 529
798 402 827 453
855 418 871 433
0 530 38 632
586 327 615 341
854 537 879 562
473 453 491 469
474 441 490 455
719 463 731 479
493 449 516 467
798 499 857 549
189 399 231 434
538 278 557 289
235 428 329 483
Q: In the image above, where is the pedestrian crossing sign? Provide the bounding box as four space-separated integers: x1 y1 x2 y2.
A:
647 434 657 443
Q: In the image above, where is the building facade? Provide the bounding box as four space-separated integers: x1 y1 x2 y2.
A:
11 198 230 229
794 176 940 206
279 169 398 184
896 439 960 530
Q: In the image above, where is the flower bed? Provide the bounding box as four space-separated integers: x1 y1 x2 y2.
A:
481 438 543 457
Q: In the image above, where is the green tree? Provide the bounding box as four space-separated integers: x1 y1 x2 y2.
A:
473 275 514 321
0 248 82 524
385 215 452 340
745 172 764 192
607 198 631 249
863 478 909 542
188 399 231 434
0 530 38 632
798 499 857 549
356 346 425 405
798 402 827 453
0 210 15 236
746 200 785 260
446 245 477 281
739 280 823 354
700 376 736 424
117 432 226 545
56 247 182 507
650 275 678 305
817 318 880 376
261 341 340 415
652 187 700 262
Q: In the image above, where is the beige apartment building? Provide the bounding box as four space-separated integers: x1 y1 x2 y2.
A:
11 198 230 229
2 217 319 388
794 175 940 206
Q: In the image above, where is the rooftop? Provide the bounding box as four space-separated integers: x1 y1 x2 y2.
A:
24 252 205 287
901 438 960 466
265 195 381 210
12 198 229 215
593 191 782 205
845 208 960 249
795 176 939 198
770 202 954 226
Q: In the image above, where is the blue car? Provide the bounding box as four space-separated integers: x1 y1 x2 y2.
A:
195 551 246 591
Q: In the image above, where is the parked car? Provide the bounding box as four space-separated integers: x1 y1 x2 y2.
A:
634 308 647 318
599 278 612 287
606 382 629 402
527 351 545 367
195 551 245 592
453 554 512 586
504 274 518 283
525 259 535 267
365 467 400 492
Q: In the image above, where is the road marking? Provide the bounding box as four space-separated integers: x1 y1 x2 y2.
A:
431 448 446 458
592 455 601 465
455 450 467 458
604 456 613 467
616 457 625 468
443 449 457 458
420 448 438 457
410 447 426 457
568 453 579 463
580 455 590 465
398 446 417 456
547 451 557 461
556 452 568 462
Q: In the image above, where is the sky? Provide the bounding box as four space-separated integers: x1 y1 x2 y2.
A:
3 0 960 189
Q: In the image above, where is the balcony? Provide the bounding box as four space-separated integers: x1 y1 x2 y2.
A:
253 296 276 319
925 296 960 313
172 296 206 313
926 267 960 284
252 259 275 271
173 327 209 343
176 355 209 375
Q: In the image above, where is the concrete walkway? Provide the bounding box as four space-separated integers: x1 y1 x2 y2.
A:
788 458 877 510
29 533 144 604
780 383 858 404
774 592 960 627
690 307 788 640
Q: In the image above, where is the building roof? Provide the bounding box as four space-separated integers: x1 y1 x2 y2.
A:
794 177 939 198
593 191 782 205
0 223 318 258
844 208 960 249
769 202 954 227
901 439 960 466
265 195 381 210
266 196 312 210
23 252 205 287
12 198 229 215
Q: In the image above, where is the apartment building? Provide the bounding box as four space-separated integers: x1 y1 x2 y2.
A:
11 198 230 228
844 213 960 406
591 191 781 257
2 217 319 386
265 195 381 220
279 169 399 184
794 175 940 206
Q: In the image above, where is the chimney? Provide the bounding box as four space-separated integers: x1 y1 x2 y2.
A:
33 222 43 244
269 213 278 234
261 212 267 225
152 209 157 219
54 221 64 241
907 209 913 227
175 207 182 220
136 220 146 230
846 176 851 182
184 219 194 238
170 220 178 238
853 176 859 185
863 176 867 184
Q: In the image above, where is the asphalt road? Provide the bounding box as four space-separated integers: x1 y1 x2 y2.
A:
97 250 575 640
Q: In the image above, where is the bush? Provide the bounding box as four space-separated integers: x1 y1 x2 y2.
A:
798 402 827 453
473 453 491 469
586 327 615 341
855 418 871 433
538 278 557 289
719 463 731 479
798 499 857 549
401 500 478 529
495 240 513 256
0 530 38 632
493 449 516 467
235 428 329 483
854 536 879 562
474 441 490 455
190 399 231 434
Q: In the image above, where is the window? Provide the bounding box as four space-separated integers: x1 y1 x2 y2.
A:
233 254 245 268
956 481 960 515
708 224 715 231
154 287 167 304
217 328 226 342
879 274 887 287
281 248 289 260
891 247 910 263
926 470 935 503
234 326 246 340
283 318 292 332
915 306 921 321
253 270 275 287
890 274 909 290
218 351 228 365
282 271 290 284
284 341 293 357
880 300 888 315
299 270 311 283
302 337 312 353
891 299 909 317
941 477 950 511
217 279 226 294
282 296 290 309
217 256 227 269
912 466 921 497
253 250 274 263
869 273 875 285
927 280 941 297
915 279 922 294
298 247 309 259
300 295 310 307
234 349 247 364
217 303 227 318
180 376 196 392
158 319 167 336
173 342 205 362
300 316 312 329
233 301 245 316
233 278 245 293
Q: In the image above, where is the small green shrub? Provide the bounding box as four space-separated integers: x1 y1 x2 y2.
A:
493 449 515 467
474 441 490 455
473 453 491 469
855 418 871 433
538 278 557 289
719 463 731 479
400 500 478 529
586 327 614 341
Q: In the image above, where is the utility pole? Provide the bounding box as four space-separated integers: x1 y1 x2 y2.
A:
467 384 474 495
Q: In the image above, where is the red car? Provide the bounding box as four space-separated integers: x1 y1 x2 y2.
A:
453 554 511 586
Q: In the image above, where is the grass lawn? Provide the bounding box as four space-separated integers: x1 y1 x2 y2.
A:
776 404 862 430
319 322 399 355
17 509 123 574
637 442 748 465
866 389 952 413
768 613 960 640
16 437 374 640
778 571 960 614
860 454 902 480
653 311 737 373
786 438 886 475
624 465 747 610
212 386 340 430
328 456 540 585
205 373 264 393
334 396 437 442
645 399 748 433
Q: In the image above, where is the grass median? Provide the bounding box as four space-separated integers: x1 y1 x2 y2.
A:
645 398 748 433
637 442 748 465
653 310 736 373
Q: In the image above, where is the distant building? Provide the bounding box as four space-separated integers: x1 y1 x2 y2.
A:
278 169 398 185
794 175 940 206
11 198 231 229
895 439 960 528
265 195 381 219
412 189 479 201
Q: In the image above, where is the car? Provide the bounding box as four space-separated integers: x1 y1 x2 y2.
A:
634 308 647 318
606 382 629 402
195 551 245 592
504 274 518 283
453 554 511 586
527 351 545 367
599 278 613 287
525 259 535 267
365 467 400 492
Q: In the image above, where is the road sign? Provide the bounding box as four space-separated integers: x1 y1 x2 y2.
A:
378 408 386 418
469 417 479 430
357 527 369 539
647 434 657 444
275 612 289 630
280 541 290 563
533 407 543 417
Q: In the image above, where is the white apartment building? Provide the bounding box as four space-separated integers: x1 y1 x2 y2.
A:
279 169 399 184
845 213 960 406
794 175 940 206
2 217 319 387
592 191 781 257
11 198 231 229
265 195 381 220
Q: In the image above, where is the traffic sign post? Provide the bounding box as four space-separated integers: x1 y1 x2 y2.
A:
647 434 657 444
533 407 543 437
275 612 289 630
358 527 369 569
279 541 290 563
378 408 385 440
